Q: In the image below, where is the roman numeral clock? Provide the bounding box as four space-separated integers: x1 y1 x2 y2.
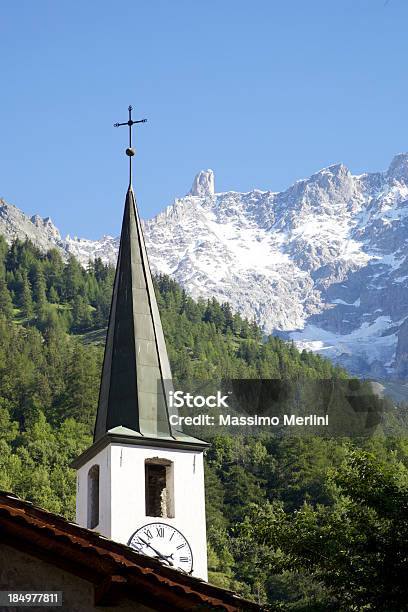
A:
129 523 193 573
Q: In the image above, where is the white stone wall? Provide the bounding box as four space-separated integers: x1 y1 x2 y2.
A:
76 443 208 581
76 444 111 537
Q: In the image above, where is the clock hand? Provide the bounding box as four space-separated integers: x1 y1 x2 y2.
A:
177 566 194 575
158 552 174 565
138 537 174 566
138 536 164 557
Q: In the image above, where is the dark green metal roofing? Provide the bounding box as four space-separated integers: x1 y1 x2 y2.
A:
93 186 176 442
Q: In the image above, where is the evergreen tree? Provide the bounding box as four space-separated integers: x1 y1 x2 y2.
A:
48 286 59 304
57 341 100 429
44 248 64 298
0 278 13 318
221 303 234 333
63 256 85 301
31 263 48 320
10 269 23 305
21 270 34 319
71 294 92 332
0 235 8 266
93 257 108 282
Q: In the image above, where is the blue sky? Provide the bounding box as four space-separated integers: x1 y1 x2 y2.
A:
1 0 407 238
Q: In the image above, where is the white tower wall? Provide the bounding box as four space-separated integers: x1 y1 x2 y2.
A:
76 442 208 581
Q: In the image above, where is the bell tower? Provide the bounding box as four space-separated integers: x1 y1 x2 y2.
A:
71 107 209 581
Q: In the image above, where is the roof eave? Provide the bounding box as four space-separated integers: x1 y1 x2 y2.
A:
70 431 210 470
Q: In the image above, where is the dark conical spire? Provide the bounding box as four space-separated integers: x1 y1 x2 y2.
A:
70 107 209 469
94 185 174 442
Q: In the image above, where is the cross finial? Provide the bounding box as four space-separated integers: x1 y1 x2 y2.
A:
114 105 147 185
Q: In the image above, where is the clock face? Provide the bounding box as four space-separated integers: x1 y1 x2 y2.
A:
128 522 193 574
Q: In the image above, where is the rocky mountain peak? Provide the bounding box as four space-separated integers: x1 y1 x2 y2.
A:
322 162 349 175
311 163 351 185
189 169 215 197
387 153 408 183
30 214 61 241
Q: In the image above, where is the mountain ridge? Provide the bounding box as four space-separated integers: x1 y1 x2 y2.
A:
2 154 408 378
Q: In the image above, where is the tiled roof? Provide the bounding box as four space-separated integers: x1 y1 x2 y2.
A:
0 491 263 611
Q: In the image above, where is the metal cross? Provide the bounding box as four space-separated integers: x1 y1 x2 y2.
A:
114 105 147 184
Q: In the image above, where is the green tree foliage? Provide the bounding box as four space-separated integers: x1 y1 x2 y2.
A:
71 294 93 331
238 446 408 610
32 262 47 308
62 255 85 301
0 407 91 516
21 269 34 320
0 277 13 318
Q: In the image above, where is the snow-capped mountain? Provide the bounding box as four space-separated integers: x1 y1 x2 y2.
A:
143 158 408 379
3 155 408 378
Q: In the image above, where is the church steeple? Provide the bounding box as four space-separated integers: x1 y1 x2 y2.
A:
72 108 208 581
94 183 174 441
